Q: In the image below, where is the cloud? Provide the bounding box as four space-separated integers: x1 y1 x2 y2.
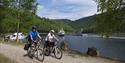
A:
37 5 44 13
52 0 96 6
36 0 97 20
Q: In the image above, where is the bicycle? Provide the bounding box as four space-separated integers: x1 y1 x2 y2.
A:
43 41 63 59
27 39 44 62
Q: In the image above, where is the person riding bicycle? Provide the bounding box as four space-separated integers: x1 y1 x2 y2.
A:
45 30 58 47
44 30 63 57
28 26 41 48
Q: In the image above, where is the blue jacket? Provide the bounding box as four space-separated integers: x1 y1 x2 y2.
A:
28 31 39 40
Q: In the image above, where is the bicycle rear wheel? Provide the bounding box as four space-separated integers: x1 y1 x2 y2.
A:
37 48 44 62
44 47 51 56
54 47 63 59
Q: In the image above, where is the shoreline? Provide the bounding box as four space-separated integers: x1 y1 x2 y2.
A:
65 49 125 62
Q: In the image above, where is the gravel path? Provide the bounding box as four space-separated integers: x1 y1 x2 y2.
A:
0 43 124 63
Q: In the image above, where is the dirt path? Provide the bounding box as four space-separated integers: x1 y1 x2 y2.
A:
0 43 124 63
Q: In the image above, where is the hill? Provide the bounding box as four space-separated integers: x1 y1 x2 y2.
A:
71 16 96 33
53 15 96 33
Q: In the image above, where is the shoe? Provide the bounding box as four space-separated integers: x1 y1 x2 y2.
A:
29 54 33 59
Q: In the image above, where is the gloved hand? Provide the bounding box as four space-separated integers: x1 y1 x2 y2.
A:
33 40 37 43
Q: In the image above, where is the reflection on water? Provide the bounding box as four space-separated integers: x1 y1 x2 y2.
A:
65 35 125 61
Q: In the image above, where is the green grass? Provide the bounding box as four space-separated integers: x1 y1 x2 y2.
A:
0 53 17 63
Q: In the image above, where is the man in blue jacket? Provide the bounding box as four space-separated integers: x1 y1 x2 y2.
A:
28 26 41 47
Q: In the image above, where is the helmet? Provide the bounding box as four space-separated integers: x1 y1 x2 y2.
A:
50 30 55 33
32 26 37 30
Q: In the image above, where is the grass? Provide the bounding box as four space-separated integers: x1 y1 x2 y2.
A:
0 53 17 63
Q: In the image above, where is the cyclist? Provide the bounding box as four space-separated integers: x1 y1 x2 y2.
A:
28 26 41 48
58 28 65 43
58 28 66 48
58 28 65 37
45 30 58 47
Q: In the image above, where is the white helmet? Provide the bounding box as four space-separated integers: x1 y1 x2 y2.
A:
50 30 55 33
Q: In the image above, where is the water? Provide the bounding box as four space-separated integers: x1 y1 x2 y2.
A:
64 35 125 61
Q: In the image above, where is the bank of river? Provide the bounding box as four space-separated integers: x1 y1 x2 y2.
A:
64 34 125 61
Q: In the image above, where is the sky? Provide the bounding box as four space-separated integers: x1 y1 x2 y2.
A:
36 0 97 20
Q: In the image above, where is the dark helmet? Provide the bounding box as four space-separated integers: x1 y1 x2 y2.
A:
32 26 37 30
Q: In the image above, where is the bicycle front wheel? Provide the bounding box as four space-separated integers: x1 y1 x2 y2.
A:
54 47 63 59
37 48 44 62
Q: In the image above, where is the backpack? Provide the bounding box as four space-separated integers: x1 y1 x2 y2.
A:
24 43 30 50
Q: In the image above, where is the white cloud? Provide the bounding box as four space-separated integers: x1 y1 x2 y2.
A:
52 0 96 6
37 7 96 20
37 5 44 13
36 0 97 20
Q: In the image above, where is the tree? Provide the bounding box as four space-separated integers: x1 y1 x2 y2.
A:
0 0 38 14
0 0 74 36
94 0 125 12
94 0 125 35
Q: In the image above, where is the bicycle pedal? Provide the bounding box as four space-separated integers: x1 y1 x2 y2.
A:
30 56 33 59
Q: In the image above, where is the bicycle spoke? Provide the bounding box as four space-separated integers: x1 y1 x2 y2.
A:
54 47 63 59
37 49 44 62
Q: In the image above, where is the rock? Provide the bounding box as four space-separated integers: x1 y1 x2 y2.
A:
86 47 99 56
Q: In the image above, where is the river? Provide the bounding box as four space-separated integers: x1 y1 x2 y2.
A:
64 34 125 61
